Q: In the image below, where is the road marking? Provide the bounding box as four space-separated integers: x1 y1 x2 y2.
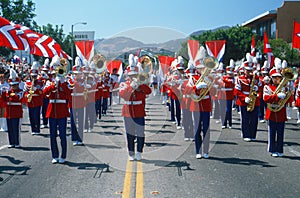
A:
122 160 133 198
0 145 7 150
136 161 144 198
288 147 300 156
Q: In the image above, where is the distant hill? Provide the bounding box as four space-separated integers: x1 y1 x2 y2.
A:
190 26 230 37
94 26 231 58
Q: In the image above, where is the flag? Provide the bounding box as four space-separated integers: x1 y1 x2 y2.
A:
60 50 72 60
263 32 273 54
187 40 201 66
106 60 123 82
263 32 274 67
0 17 26 50
157 55 176 81
251 35 256 56
205 40 226 62
16 23 63 58
292 20 300 49
75 40 95 63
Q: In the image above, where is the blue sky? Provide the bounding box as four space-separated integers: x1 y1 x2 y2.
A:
34 0 288 43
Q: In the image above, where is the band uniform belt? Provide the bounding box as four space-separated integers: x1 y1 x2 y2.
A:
183 95 190 98
125 101 142 105
49 99 67 103
221 88 233 91
7 102 22 105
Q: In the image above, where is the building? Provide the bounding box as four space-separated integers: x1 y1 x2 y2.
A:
242 1 300 43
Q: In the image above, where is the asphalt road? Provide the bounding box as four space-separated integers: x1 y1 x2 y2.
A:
0 94 300 198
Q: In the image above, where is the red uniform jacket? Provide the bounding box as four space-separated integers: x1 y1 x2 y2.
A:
186 75 212 112
87 82 97 104
2 88 23 118
180 78 191 110
263 84 287 122
234 75 261 107
218 75 234 100
24 80 44 108
68 79 86 109
102 81 110 99
95 81 103 100
43 81 71 118
119 81 151 118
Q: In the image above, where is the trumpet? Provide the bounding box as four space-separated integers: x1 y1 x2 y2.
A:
191 56 219 102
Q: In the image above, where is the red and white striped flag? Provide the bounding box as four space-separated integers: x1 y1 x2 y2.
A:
187 40 201 66
251 35 256 56
0 17 26 50
75 40 95 63
263 32 274 68
292 20 300 49
157 55 176 81
106 60 123 82
205 40 226 62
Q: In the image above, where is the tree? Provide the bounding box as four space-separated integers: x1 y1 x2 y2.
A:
0 0 36 57
178 26 253 66
256 39 299 66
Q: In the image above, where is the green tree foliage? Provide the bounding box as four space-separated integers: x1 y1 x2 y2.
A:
256 39 299 66
0 0 36 57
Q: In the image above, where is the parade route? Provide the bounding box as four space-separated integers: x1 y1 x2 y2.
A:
0 94 300 198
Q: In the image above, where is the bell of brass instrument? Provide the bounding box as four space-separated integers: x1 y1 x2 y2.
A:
137 55 153 85
92 54 106 74
191 56 219 102
246 73 258 112
267 67 295 112
55 58 68 77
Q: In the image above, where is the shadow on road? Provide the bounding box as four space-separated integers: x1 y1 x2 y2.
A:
208 156 276 168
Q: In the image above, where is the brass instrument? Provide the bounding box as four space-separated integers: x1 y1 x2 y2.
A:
55 58 68 77
27 78 35 103
92 54 106 74
191 56 219 102
137 55 153 85
247 73 257 112
267 67 295 112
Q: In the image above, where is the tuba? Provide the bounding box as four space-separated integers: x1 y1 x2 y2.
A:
55 58 68 77
92 54 106 74
191 56 219 102
137 55 153 85
267 67 296 112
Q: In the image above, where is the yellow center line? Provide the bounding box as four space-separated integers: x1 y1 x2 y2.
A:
122 160 133 198
136 161 144 198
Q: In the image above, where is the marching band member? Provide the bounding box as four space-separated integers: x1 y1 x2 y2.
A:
119 54 151 161
40 58 51 128
43 56 71 164
258 62 270 123
1 68 24 148
24 62 44 135
85 68 97 132
0 67 8 132
263 67 288 157
111 68 120 104
181 61 195 141
95 73 103 121
68 63 85 146
282 60 294 120
235 53 262 141
102 73 111 116
218 62 235 129
167 57 184 129
187 47 212 159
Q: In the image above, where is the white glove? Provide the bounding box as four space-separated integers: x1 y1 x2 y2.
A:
263 76 270 83
253 85 258 92
130 80 138 90
85 84 91 89
196 82 207 89
245 97 251 104
277 92 286 99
